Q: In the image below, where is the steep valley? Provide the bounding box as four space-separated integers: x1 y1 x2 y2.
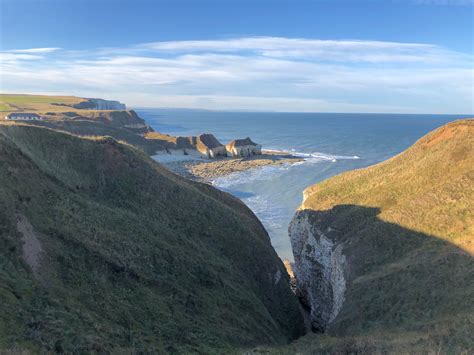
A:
0 94 472 354
0 122 304 352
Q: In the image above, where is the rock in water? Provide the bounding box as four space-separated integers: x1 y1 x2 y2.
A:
195 133 228 158
226 137 262 157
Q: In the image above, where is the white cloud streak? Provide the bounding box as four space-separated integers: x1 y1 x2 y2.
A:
6 47 61 54
0 37 472 113
141 37 459 64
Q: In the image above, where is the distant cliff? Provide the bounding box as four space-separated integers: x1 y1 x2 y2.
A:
288 120 474 353
1 94 264 159
49 97 126 110
72 98 126 110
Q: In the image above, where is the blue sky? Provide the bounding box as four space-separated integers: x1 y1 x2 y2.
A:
1 0 473 113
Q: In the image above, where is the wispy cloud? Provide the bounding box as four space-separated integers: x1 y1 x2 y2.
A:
6 47 61 54
0 37 472 113
141 37 458 64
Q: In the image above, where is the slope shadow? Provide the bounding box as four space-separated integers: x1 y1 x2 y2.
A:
298 204 473 340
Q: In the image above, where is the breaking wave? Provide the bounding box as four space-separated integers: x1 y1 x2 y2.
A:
212 149 361 188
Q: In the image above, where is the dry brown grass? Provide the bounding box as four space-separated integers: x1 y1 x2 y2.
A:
302 119 474 254
266 119 474 354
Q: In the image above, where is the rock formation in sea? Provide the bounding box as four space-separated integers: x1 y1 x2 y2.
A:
72 98 126 110
195 133 228 158
226 137 262 157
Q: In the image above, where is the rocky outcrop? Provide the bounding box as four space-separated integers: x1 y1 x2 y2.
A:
147 130 263 160
73 98 126 110
146 132 228 158
79 110 153 133
226 137 262 157
195 133 227 158
286 120 473 353
289 210 346 332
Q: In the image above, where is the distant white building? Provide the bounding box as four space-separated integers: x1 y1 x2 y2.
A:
5 113 43 120
226 137 262 157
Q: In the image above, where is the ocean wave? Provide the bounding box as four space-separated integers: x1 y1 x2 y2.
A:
289 149 360 162
265 148 360 162
212 149 361 188
212 163 293 188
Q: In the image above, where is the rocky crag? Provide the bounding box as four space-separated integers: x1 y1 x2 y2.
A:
226 137 262 157
287 119 474 353
52 98 126 110
148 132 263 159
1 94 264 159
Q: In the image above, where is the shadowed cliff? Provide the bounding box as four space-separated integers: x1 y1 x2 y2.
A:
291 205 473 353
276 119 474 353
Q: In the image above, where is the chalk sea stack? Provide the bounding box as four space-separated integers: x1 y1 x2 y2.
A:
195 133 228 158
226 137 262 157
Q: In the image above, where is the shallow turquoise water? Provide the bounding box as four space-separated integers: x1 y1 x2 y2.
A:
138 109 466 260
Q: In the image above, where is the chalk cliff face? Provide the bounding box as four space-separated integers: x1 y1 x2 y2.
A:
145 132 228 158
73 98 126 110
226 137 262 157
289 210 346 332
195 133 228 158
288 120 473 352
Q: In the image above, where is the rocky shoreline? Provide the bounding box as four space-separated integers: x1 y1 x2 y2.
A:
156 150 304 183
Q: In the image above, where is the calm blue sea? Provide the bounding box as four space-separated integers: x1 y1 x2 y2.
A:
137 109 466 260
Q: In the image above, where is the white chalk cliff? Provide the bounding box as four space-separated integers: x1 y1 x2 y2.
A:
289 209 346 332
226 137 262 157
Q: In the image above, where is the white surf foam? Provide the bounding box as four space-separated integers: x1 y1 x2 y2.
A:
289 149 360 163
212 163 293 188
212 149 361 188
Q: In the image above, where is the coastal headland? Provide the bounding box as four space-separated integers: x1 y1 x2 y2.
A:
1 94 301 181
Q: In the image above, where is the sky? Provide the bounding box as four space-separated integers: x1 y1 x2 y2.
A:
0 0 473 113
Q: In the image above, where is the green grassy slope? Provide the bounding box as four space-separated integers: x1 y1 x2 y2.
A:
0 94 84 112
301 119 473 252
0 94 171 154
30 112 164 154
265 119 474 353
0 123 305 353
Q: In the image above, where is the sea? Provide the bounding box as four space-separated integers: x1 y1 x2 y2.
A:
137 109 466 261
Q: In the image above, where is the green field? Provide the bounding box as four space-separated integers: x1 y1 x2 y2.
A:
0 94 84 113
0 94 175 154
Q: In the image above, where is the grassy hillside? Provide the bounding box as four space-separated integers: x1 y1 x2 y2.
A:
302 119 473 253
0 94 84 113
265 119 474 353
0 94 172 154
0 122 305 353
